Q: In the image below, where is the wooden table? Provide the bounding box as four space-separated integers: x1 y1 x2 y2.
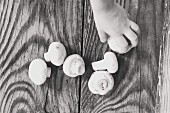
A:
0 0 169 113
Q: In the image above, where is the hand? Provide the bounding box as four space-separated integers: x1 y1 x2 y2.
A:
92 2 140 53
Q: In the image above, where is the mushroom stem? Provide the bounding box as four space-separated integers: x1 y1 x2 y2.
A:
44 52 51 62
97 79 108 91
75 65 85 75
88 71 114 95
47 68 51 78
73 60 85 75
78 65 85 75
91 60 107 71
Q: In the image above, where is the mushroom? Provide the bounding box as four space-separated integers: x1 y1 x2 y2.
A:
44 42 67 66
63 54 85 77
108 37 133 54
91 52 118 73
29 59 51 85
88 71 114 95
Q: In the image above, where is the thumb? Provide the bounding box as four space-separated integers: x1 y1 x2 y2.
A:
97 29 108 43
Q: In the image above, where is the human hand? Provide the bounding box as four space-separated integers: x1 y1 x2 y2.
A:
91 2 140 53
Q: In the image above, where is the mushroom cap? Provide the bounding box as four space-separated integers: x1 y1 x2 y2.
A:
44 42 67 66
108 38 131 54
88 71 114 95
63 54 85 77
104 52 118 73
29 59 48 85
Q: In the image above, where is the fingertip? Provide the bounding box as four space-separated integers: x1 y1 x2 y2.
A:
124 29 138 47
97 30 108 43
130 21 140 35
100 37 107 43
133 37 138 47
131 38 138 48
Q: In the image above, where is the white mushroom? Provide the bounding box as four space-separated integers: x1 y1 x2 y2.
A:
29 59 51 85
44 42 67 66
91 52 118 73
63 54 85 77
88 71 114 95
108 38 132 54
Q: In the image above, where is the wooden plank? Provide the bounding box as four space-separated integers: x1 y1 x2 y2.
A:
0 0 83 112
138 0 164 112
158 0 170 113
81 0 164 113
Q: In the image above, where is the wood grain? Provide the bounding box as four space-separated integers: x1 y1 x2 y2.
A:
0 0 168 113
158 0 170 113
81 0 164 113
0 0 83 112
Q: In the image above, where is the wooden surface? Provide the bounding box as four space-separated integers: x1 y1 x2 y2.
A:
158 0 170 113
0 0 82 112
0 0 169 113
81 0 164 113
